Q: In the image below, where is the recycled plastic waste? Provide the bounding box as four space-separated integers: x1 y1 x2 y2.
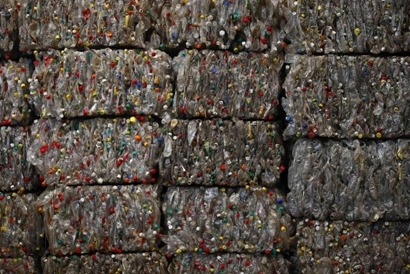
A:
172 49 283 119
18 0 165 50
287 139 410 221
0 0 17 53
280 0 410 54
37 185 161 256
296 219 410 274
0 60 31 126
283 55 410 139
160 0 280 51
29 49 173 119
0 256 36 274
27 118 162 186
0 127 37 191
0 193 42 257
160 119 285 186
162 186 292 254
42 252 168 274
169 253 290 274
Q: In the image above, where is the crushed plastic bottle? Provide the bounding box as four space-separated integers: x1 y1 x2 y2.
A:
27 118 162 186
0 256 36 273
42 252 168 274
37 185 160 256
173 49 283 119
295 219 410 274
160 119 285 186
160 0 280 51
29 49 173 119
0 60 31 126
162 186 292 254
169 253 290 274
283 55 410 139
18 0 165 50
0 193 43 257
0 127 37 191
287 138 410 221
280 0 410 54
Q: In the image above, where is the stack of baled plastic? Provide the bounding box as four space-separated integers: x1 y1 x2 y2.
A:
283 55 410 139
283 4 410 270
165 8 289 271
0 60 31 126
29 49 173 119
162 186 292 256
0 45 41 271
37 185 161 256
280 0 410 54
18 0 165 50
27 118 162 186
295 219 410 273
172 49 283 119
160 0 281 51
160 119 285 186
42 252 168 274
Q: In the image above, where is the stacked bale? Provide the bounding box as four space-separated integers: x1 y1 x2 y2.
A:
160 119 284 186
29 49 173 119
280 0 410 54
28 118 162 186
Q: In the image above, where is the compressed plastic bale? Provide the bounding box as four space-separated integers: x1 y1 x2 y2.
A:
27 118 162 186
173 49 283 119
0 0 18 53
29 49 173 119
287 139 410 221
18 0 165 51
42 252 167 274
0 257 36 274
0 60 31 126
280 0 410 54
283 55 410 139
0 127 37 192
162 186 292 254
295 220 410 274
160 0 280 51
37 185 161 256
160 119 285 186
169 253 290 274
0 193 43 257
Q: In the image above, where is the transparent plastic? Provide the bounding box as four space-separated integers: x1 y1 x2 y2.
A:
0 127 37 191
18 0 165 50
170 253 290 274
160 119 285 186
162 186 292 254
0 60 31 126
42 253 167 274
160 0 280 51
288 139 410 221
283 55 410 139
296 220 410 274
280 0 410 54
0 193 42 257
173 49 283 119
29 49 173 119
28 118 162 186
37 185 160 255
